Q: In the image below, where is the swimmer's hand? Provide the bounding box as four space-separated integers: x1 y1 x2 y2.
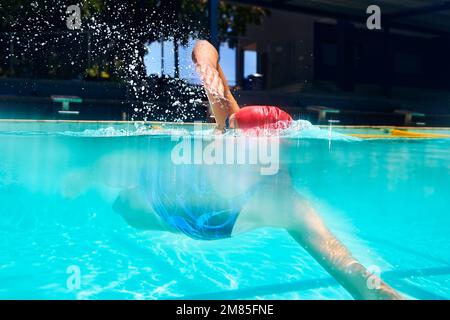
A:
192 40 225 99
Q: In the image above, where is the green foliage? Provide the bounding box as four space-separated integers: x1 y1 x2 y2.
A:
78 0 268 45
0 0 268 80
219 2 268 46
178 0 269 46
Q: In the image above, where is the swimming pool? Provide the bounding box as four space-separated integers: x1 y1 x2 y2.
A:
0 120 449 300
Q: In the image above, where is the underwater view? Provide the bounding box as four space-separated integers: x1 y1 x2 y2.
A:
0 122 449 300
1 0 450 310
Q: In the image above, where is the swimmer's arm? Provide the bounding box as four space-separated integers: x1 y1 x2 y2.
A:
287 202 403 300
192 40 240 131
192 40 225 100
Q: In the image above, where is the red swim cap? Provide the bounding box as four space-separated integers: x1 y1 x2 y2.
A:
233 106 293 130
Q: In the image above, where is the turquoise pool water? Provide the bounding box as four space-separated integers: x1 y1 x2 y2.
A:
0 122 449 300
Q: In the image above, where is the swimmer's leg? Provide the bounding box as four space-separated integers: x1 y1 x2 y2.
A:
113 187 169 232
192 40 240 131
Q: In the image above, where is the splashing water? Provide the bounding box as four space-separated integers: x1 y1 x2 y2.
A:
1 1 209 122
58 120 359 141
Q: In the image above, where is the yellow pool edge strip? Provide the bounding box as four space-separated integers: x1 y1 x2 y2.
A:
391 129 450 138
350 129 450 139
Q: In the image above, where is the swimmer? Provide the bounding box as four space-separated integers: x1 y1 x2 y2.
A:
192 40 293 133
113 40 403 300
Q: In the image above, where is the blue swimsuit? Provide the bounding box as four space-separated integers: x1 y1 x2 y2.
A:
141 164 253 241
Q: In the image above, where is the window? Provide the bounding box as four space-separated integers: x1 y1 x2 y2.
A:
220 42 236 86
145 40 237 85
244 50 257 77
